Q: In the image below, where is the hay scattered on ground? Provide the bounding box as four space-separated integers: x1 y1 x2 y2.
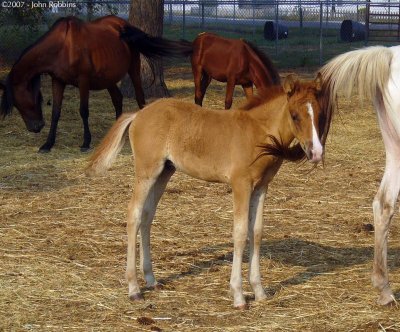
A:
0 68 399 331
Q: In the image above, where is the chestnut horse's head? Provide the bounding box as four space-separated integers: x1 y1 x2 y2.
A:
0 75 45 133
283 73 324 163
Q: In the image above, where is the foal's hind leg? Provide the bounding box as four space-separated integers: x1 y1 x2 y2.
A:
126 161 168 300
140 165 175 289
39 78 65 152
107 85 123 119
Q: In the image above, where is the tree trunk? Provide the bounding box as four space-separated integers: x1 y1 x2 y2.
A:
121 0 169 99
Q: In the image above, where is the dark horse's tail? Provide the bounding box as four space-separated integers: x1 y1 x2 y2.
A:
120 25 193 59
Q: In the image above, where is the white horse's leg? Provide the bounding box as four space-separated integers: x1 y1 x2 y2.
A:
248 187 267 301
230 180 252 309
139 166 175 289
371 91 400 305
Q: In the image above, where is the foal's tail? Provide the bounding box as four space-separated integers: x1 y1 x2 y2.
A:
86 113 137 177
121 25 193 59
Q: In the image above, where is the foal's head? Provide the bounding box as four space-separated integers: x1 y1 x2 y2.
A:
283 73 324 163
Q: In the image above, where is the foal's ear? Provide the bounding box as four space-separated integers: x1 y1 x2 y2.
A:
314 72 322 92
283 74 298 95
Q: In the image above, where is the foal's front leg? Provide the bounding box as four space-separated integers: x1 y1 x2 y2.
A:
248 187 267 302
230 181 252 309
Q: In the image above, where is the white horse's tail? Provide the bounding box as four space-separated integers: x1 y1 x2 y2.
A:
86 112 137 177
320 46 399 133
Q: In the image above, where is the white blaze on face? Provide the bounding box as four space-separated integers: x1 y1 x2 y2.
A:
307 103 323 162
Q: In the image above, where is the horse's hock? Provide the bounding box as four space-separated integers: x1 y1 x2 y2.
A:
263 21 288 40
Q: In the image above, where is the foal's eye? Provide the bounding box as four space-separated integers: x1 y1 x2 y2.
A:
291 113 299 121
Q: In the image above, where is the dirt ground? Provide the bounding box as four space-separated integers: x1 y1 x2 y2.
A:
0 67 399 331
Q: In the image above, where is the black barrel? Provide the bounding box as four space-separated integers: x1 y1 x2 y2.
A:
340 20 366 42
264 21 288 40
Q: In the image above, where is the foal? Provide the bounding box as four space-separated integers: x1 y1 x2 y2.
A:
86 74 332 308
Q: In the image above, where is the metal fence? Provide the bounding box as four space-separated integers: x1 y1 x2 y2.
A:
0 0 399 70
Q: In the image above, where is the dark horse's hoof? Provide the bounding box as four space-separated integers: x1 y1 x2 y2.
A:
80 146 92 153
38 147 51 153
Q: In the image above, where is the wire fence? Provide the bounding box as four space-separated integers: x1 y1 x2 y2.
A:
0 0 399 70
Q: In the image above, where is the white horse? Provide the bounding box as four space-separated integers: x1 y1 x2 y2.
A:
321 46 400 305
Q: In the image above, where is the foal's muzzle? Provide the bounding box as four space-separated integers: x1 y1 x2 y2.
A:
302 142 323 163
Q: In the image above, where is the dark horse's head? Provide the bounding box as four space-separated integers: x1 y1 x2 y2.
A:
0 74 45 133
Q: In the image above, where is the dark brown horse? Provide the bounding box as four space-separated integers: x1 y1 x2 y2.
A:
191 32 281 109
0 15 192 152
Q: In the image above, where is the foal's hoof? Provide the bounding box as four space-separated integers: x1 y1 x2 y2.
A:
129 293 144 301
234 303 249 310
148 283 164 291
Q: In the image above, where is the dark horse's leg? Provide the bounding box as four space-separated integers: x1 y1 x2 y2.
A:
39 78 65 153
108 85 123 119
78 79 91 152
225 78 236 110
129 54 145 109
242 83 254 100
192 65 211 107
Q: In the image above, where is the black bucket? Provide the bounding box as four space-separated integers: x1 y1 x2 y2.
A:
264 21 288 40
340 20 365 42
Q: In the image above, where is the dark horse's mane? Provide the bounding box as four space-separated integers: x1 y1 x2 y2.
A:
0 16 71 118
242 40 281 85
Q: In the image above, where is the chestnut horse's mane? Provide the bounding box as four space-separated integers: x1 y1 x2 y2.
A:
242 40 281 85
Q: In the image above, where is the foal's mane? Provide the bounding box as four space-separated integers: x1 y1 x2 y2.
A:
238 85 284 111
242 40 281 85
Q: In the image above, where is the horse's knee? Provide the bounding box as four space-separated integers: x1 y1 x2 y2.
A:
373 194 395 224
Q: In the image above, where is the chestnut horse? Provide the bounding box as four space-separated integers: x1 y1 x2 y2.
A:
86 74 333 308
321 45 400 305
0 15 191 152
191 32 280 109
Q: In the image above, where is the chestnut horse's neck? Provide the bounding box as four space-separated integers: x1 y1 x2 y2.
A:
244 42 280 89
10 18 70 86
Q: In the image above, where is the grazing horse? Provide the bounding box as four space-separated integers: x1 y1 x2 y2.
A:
86 74 333 308
191 32 281 109
320 46 400 305
0 15 192 152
